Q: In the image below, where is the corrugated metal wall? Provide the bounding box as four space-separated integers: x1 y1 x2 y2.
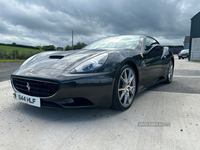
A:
189 12 200 61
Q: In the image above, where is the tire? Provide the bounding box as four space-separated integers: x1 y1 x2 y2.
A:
178 57 181 59
165 60 174 84
111 65 137 111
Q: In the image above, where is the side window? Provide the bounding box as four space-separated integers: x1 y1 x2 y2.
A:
145 37 159 50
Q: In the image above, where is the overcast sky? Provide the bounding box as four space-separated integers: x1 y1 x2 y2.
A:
0 0 199 47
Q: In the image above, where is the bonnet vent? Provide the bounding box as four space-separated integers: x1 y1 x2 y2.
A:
49 55 64 59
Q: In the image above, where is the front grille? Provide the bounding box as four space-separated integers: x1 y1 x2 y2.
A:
12 78 59 97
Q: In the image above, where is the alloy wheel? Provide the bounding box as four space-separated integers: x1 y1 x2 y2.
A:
168 61 173 82
118 68 136 107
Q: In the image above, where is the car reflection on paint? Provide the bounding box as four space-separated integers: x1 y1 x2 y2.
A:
11 35 174 111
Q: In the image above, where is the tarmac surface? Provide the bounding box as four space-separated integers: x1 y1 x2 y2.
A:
0 56 200 150
0 62 23 82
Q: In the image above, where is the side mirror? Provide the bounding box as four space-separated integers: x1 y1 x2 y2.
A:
163 47 169 50
161 47 170 59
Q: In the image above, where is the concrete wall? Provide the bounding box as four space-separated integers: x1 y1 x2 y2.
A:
191 38 200 60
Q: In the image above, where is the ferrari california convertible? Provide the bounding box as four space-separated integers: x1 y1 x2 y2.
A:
11 35 174 111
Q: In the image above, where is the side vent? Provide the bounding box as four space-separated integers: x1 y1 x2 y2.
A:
49 55 64 59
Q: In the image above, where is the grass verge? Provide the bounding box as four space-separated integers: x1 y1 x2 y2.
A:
192 60 200 62
0 45 43 60
0 59 25 62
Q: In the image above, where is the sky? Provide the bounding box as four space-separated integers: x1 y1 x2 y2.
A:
0 0 199 48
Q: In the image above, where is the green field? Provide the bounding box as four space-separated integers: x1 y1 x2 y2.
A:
0 59 25 62
0 45 41 52
0 45 43 61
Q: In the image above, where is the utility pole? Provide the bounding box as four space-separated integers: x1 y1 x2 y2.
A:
72 30 73 50
15 50 16 60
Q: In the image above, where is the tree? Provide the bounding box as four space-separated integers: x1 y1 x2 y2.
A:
37 46 44 52
57 47 64 51
42 46 49 50
47 45 56 51
73 42 87 50
12 42 17 45
65 45 72 51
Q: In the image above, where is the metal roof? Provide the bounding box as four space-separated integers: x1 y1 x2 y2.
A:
184 36 190 43
191 12 200 20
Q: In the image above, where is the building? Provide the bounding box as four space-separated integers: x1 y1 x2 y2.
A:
189 12 200 61
169 46 183 54
183 36 190 49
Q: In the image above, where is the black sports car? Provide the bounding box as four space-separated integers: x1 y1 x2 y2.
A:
11 35 174 111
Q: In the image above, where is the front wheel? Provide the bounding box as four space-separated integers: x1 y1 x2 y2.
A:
111 65 137 111
165 60 174 84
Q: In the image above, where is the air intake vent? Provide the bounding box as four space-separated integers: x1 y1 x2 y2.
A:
49 55 64 59
12 78 59 97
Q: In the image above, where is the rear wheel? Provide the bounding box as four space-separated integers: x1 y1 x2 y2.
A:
111 65 136 111
165 60 174 84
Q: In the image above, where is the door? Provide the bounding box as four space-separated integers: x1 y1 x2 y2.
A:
143 37 163 85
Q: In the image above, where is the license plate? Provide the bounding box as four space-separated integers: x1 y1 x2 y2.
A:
16 92 41 107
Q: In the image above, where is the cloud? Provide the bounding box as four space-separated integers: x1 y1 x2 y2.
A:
0 0 199 47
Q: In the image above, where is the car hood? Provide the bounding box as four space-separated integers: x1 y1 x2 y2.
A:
12 48 140 80
12 49 109 79
182 52 188 54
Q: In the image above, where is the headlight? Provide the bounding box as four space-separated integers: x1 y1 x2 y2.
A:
20 54 37 68
70 53 108 73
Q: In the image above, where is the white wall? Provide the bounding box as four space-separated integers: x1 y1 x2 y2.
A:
190 38 200 60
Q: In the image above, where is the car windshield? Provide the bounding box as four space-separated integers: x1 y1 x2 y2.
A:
181 49 189 53
83 35 140 49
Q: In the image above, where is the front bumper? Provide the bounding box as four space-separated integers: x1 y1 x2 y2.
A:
178 54 189 58
11 72 114 108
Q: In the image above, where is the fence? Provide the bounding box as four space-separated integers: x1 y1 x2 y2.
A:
0 49 40 60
